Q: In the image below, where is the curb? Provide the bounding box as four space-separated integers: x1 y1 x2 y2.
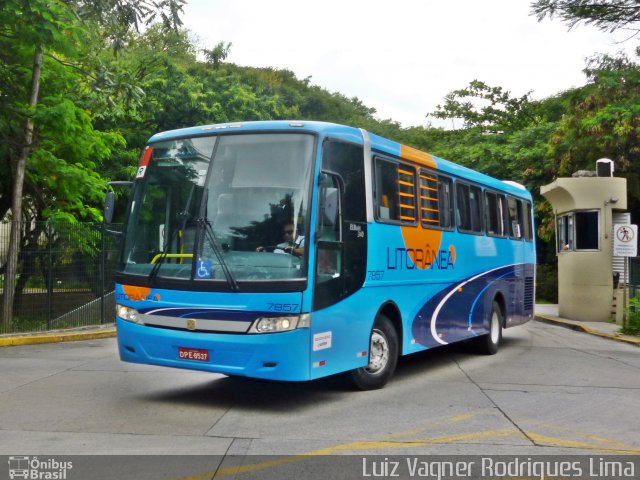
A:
0 327 116 347
534 315 640 347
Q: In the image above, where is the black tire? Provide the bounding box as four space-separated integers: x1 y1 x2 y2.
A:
349 315 399 390
475 300 503 355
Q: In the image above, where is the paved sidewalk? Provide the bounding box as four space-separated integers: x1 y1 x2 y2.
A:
0 324 115 347
535 304 640 347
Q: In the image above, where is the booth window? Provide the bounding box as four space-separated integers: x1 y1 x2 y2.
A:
557 210 599 252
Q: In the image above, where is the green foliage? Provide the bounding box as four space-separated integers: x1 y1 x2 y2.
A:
531 0 640 33
0 0 639 311
431 80 536 133
547 53 640 216
622 297 640 335
0 0 182 226
203 41 232 68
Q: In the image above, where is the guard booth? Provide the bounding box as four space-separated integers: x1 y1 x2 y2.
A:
541 160 629 322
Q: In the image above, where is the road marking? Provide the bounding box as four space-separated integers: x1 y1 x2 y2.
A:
384 411 479 440
521 420 640 454
179 428 519 479
527 432 640 454
173 417 640 479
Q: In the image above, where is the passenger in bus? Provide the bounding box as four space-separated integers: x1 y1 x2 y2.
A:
256 222 305 256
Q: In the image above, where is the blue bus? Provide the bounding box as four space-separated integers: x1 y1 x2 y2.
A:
107 121 535 390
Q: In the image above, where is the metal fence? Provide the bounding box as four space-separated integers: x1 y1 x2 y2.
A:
0 221 122 334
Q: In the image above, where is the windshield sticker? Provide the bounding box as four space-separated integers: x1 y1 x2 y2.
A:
136 146 154 179
196 260 213 279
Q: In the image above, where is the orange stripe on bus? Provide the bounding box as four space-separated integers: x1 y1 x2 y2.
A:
400 145 436 169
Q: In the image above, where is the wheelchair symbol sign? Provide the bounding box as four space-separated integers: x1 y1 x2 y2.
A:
196 260 213 279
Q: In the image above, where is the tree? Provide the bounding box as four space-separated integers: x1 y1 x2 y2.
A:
1 0 184 331
431 80 536 134
531 0 640 34
203 41 232 68
1 0 80 332
547 53 640 211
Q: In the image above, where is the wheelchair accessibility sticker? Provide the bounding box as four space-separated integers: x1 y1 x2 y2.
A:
196 260 213 279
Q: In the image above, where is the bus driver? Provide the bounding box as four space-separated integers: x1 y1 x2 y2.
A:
256 222 305 256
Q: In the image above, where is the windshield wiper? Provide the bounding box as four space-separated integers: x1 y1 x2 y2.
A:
198 217 240 292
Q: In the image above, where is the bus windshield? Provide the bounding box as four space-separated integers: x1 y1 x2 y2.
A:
120 133 315 284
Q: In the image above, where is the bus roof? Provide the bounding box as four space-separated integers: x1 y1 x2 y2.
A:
147 120 531 200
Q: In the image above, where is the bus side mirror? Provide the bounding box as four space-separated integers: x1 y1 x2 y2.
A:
104 180 133 227
104 191 115 224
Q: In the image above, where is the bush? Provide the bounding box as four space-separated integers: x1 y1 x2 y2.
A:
622 297 640 336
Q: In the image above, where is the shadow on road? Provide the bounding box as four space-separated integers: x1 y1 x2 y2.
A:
140 332 529 411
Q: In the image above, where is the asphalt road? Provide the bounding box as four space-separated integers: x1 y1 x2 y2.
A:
0 320 638 459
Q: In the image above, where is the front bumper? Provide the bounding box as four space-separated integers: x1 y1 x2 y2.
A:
116 318 311 381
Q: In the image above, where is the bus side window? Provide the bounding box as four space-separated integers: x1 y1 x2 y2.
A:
456 182 483 234
485 191 506 237
375 158 416 224
523 201 533 241
507 197 523 239
469 185 483 232
318 173 340 242
419 170 439 227
438 176 454 229
419 171 453 230
456 183 470 230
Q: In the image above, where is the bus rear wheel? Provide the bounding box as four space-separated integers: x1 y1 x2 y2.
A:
475 301 503 355
349 315 398 390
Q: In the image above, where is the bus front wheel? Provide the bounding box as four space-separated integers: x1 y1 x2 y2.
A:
349 315 398 390
476 301 503 355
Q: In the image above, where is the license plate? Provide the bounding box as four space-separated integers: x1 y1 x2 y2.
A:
178 347 209 362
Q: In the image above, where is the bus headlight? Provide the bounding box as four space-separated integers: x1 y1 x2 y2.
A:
116 304 141 324
249 313 310 334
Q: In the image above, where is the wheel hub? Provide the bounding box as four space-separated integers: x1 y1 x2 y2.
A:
366 330 389 374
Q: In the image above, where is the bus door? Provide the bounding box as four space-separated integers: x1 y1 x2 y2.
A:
309 140 368 378
313 140 368 312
